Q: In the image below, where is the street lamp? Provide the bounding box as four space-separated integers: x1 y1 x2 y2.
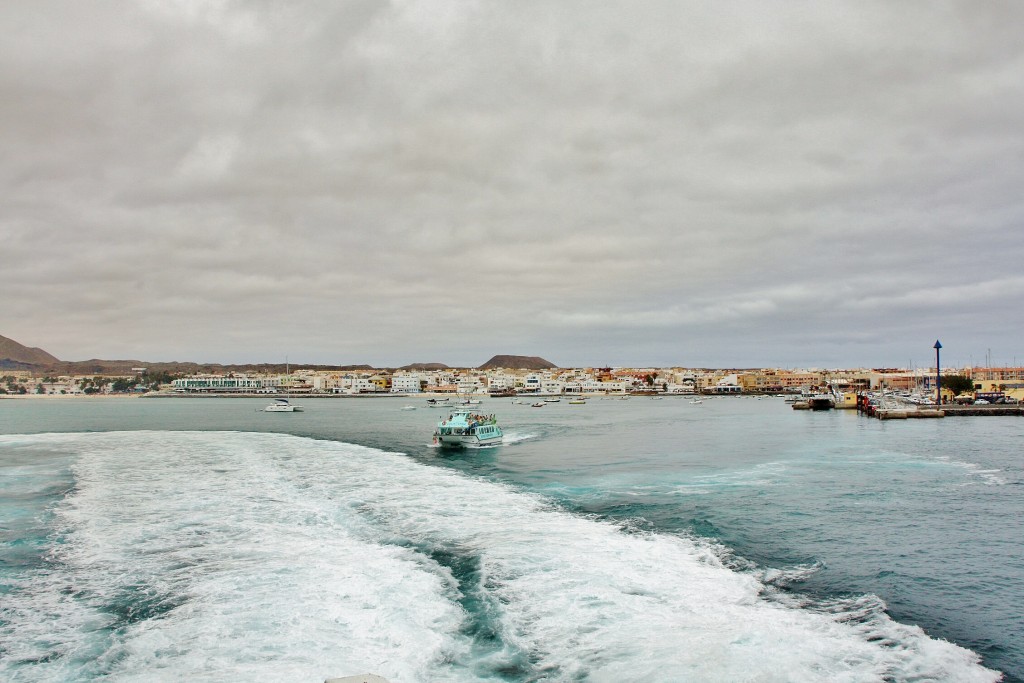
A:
934 340 942 405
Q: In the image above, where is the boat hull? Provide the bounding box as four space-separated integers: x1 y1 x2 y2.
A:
434 433 503 448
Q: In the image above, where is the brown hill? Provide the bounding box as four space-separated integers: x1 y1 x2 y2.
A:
42 360 377 375
400 362 451 371
0 334 60 367
478 355 556 370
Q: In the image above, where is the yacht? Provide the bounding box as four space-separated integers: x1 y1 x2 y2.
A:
433 409 503 447
264 358 303 412
264 398 304 412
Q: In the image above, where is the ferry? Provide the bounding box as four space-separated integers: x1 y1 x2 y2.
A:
433 409 503 447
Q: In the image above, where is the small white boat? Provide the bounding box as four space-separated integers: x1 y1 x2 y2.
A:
689 399 703 404
543 397 560 403
264 398 304 412
400 406 417 411
532 402 545 407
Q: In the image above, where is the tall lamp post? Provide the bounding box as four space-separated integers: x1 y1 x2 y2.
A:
934 340 942 405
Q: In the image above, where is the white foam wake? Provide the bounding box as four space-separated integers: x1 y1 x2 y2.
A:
0 431 1002 682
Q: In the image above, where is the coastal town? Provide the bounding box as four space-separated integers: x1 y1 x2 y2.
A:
3 364 1023 405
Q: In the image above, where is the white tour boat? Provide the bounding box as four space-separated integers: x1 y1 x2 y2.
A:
433 408 503 447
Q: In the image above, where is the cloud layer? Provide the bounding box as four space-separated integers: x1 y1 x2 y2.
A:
3 1 1022 368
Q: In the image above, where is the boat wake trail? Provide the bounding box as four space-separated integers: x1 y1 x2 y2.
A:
501 431 538 445
0 431 1002 683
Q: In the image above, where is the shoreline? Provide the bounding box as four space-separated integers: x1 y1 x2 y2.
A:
2 390 711 400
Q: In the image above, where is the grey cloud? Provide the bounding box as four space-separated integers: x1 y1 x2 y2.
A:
2 1 1022 367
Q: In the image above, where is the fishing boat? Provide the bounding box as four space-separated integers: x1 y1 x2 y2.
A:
433 409 503 447
264 397 304 412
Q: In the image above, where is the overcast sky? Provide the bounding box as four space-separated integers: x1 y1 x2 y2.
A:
2 1 1022 369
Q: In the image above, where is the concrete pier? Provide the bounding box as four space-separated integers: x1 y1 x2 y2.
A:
856 392 1022 419
940 404 1023 417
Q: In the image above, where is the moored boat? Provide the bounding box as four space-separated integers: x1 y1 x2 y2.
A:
264 398 303 412
808 394 836 411
433 409 503 447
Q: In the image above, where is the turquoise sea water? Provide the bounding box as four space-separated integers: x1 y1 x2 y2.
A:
0 396 1020 682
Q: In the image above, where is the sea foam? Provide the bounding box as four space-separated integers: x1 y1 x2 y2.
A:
0 431 1002 682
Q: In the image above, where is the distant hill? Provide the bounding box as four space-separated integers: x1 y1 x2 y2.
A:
400 362 451 371
41 360 378 375
478 355 556 370
0 334 60 367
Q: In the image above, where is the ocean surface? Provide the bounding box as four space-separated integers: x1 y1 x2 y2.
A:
0 395 1020 682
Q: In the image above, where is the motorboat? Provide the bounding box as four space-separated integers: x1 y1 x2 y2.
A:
400 405 417 411
264 398 304 412
433 408 503 447
568 398 586 404
532 402 545 407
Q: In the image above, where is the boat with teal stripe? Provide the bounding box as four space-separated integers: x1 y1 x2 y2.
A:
433 408 503 447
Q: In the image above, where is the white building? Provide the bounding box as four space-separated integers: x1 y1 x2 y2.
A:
521 374 543 393
391 373 422 393
456 377 486 394
172 376 263 392
541 379 565 394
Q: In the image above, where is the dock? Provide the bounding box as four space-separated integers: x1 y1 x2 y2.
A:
856 393 1023 419
939 404 1024 417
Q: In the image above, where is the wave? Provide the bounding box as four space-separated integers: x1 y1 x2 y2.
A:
0 431 1002 682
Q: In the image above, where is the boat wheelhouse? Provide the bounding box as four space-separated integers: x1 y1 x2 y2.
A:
433 408 503 447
